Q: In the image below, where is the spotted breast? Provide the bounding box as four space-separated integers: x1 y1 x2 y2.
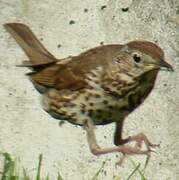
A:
42 65 158 125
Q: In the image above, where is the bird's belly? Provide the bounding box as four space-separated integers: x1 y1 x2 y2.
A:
42 88 129 126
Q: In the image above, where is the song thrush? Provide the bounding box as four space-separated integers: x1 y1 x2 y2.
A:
4 23 173 165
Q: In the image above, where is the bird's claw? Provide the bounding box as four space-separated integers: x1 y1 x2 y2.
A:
128 133 160 151
115 145 153 166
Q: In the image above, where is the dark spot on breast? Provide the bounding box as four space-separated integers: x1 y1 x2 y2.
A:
119 79 127 86
96 114 102 119
96 109 102 113
89 102 94 106
81 103 86 109
102 85 110 91
94 93 101 98
81 109 85 114
107 112 113 118
103 100 109 105
60 111 67 115
102 86 123 99
108 105 114 109
69 103 76 107
79 89 86 93
85 96 89 101
63 102 76 107
88 85 94 90
71 112 77 117
50 102 61 110
111 82 118 87
88 109 93 116
109 91 122 98
62 102 68 107
83 119 89 125
117 86 122 91
88 92 93 96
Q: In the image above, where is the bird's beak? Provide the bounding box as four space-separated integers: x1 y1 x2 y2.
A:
159 60 174 71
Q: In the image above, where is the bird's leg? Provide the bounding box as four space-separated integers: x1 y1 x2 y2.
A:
84 120 150 166
114 121 130 146
114 122 159 150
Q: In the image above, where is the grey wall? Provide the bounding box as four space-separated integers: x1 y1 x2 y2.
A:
0 0 179 179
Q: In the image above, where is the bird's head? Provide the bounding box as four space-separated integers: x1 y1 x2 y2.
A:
114 41 173 78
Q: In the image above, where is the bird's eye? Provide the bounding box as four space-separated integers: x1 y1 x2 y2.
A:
133 54 141 63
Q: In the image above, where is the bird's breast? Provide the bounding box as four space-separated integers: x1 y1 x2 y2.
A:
41 69 158 126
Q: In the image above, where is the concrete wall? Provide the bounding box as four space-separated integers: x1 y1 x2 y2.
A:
0 0 179 179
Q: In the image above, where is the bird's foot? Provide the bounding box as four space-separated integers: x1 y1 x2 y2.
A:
116 145 152 166
89 144 152 166
128 133 160 151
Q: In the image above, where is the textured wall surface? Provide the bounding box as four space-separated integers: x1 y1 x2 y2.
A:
0 0 179 179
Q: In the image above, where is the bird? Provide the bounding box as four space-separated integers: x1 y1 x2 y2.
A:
4 23 173 165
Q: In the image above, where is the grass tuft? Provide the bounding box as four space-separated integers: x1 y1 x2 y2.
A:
0 152 148 180
1 152 18 180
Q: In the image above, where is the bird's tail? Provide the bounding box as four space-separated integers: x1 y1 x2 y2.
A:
4 23 57 67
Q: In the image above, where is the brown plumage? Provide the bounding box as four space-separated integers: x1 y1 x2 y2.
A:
4 23 173 165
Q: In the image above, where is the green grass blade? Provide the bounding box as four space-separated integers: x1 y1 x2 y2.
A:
113 175 121 180
57 172 63 180
36 154 43 180
45 173 50 180
126 163 140 180
1 153 17 180
143 155 150 171
128 158 147 180
90 161 106 180
22 168 31 180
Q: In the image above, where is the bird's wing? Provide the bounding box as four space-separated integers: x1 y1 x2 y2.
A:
4 23 57 66
29 45 123 91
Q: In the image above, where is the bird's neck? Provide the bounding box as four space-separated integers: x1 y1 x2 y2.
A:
116 69 159 112
138 69 159 86
127 69 159 111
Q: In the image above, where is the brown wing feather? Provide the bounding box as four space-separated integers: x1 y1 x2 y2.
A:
29 44 123 90
29 61 87 90
30 65 61 86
